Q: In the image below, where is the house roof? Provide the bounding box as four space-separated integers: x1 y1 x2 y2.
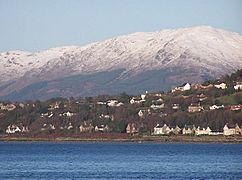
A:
225 124 238 129
196 126 210 130
131 97 142 100
154 124 163 128
95 125 108 128
183 125 195 130
170 125 180 129
154 124 169 129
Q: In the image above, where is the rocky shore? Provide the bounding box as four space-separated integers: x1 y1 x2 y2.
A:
1 134 242 143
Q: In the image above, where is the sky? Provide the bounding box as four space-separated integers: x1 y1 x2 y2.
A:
0 0 241 52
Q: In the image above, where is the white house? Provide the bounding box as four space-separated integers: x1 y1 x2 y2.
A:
40 112 54 118
153 124 171 135
97 101 107 105
79 121 94 133
67 123 73 130
172 104 180 110
41 123 55 131
171 83 191 93
40 112 49 118
170 125 181 135
99 114 110 119
223 123 241 136
60 123 73 130
138 109 151 117
154 124 163 135
107 100 118 107
50 124 55 130
62 111 75 117
138 110 144 117
94 125 109 132
141 94 146 100
209 105 224 110
48 102 60 110
48 113 54 118
183 83 191 91
182 125 196 135
22 126 29 133
130 97 145 104
6 124 29 134
150 103 164 110
126 123 139 134
0 103 16 111
6 125 21 134
107 100 124 107
214 83 227 89
195 126 212 135
19 103 25 108
234 82 242 90
116 102 124 107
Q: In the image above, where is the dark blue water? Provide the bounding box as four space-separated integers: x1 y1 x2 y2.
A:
0 142 241 179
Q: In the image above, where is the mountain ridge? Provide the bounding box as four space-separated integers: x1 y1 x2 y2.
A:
0 26 242 100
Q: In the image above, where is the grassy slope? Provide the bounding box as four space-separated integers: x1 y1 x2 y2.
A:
217 91 242 105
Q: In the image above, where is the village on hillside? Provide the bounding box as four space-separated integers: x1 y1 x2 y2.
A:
0 69 242 138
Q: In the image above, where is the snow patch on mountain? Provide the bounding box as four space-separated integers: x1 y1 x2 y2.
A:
0 26 242 98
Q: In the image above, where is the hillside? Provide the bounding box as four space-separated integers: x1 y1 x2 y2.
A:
0 69 241 137
0 26 242 100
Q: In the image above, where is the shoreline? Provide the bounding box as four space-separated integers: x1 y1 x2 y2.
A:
0 134 242 144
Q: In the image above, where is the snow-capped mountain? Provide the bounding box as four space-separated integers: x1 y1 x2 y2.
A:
0 26 242 100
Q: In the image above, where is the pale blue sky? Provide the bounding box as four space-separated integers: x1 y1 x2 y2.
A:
0 0 241 52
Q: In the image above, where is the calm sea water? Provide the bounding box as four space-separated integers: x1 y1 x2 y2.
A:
0 142 241 179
